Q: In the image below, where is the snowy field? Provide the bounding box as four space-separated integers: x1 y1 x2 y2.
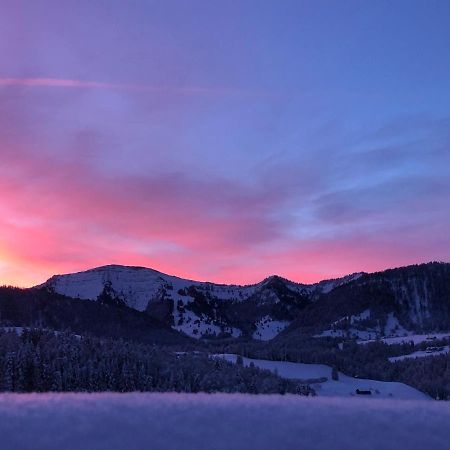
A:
389 346 450 362
0 393 449 450
358 332 450 346
215 354 429 400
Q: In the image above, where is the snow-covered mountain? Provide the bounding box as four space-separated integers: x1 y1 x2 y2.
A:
40 262 450 341
290 262 450 340
40 265 362 339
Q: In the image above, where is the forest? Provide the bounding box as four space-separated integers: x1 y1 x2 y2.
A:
0 329 312 395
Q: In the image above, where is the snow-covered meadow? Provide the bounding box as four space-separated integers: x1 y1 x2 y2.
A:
214 354 429 400
1 393 449 450
389 346 450 362
358 332 450 346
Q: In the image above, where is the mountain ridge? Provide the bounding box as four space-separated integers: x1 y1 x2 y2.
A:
37 261 450 340
40 263 365 290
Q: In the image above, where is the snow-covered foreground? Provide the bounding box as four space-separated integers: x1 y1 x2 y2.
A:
215 354 429 400
0 393 449 450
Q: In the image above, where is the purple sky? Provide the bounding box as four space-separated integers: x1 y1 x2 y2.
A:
1 0 450 286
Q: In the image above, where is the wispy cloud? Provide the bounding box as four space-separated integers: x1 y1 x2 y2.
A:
0 77 270 97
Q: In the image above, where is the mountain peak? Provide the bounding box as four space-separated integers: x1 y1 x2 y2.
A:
84 264 161 274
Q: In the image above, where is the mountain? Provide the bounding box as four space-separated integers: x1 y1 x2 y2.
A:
38 262 450 341
40 265 362 340
286 262 450 339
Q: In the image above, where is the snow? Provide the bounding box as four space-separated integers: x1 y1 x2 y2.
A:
409 278 430 324
43 265 259 311
173 308 241 339
350 309 371 323
42 266 363 308
44 265 252 339
214 354 429 400
358 333 450 346
175 310 222 338
0 326 25 334
45 265 170 311
252 316 290 341
315 328 378 340
314 272 364 294
40 264 367 341
314 329 348 338
316 313 412 342
338 309 372 327
346 329 377 340
0 393 448 450
315 309 379 340
389 346 450 362
332 309 370 325
384 313 410 336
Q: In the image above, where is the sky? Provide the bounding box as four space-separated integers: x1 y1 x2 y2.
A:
1 0 450 287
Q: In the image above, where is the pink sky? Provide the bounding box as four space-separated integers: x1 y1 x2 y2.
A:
1 1 450 286
1 139 447 287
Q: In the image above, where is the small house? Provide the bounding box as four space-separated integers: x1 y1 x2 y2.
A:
355 389 372 395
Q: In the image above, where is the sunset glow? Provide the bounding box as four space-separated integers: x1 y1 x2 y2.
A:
1 1 449 287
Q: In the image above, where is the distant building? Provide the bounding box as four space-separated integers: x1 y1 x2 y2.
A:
355 389 372 395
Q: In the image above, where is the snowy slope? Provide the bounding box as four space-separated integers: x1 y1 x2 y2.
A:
42 265 275 308
43 265 207 311
44 265 162 310
1 393 449 450
252 316 290 341
311 272 364 295
42 265 259 338
214 354 430 400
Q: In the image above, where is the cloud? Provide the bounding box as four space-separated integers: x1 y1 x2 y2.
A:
0 77 272 98
0 143 298 285
0 78 449 287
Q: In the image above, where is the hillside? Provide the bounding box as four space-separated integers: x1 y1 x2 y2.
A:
287 262 450 338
